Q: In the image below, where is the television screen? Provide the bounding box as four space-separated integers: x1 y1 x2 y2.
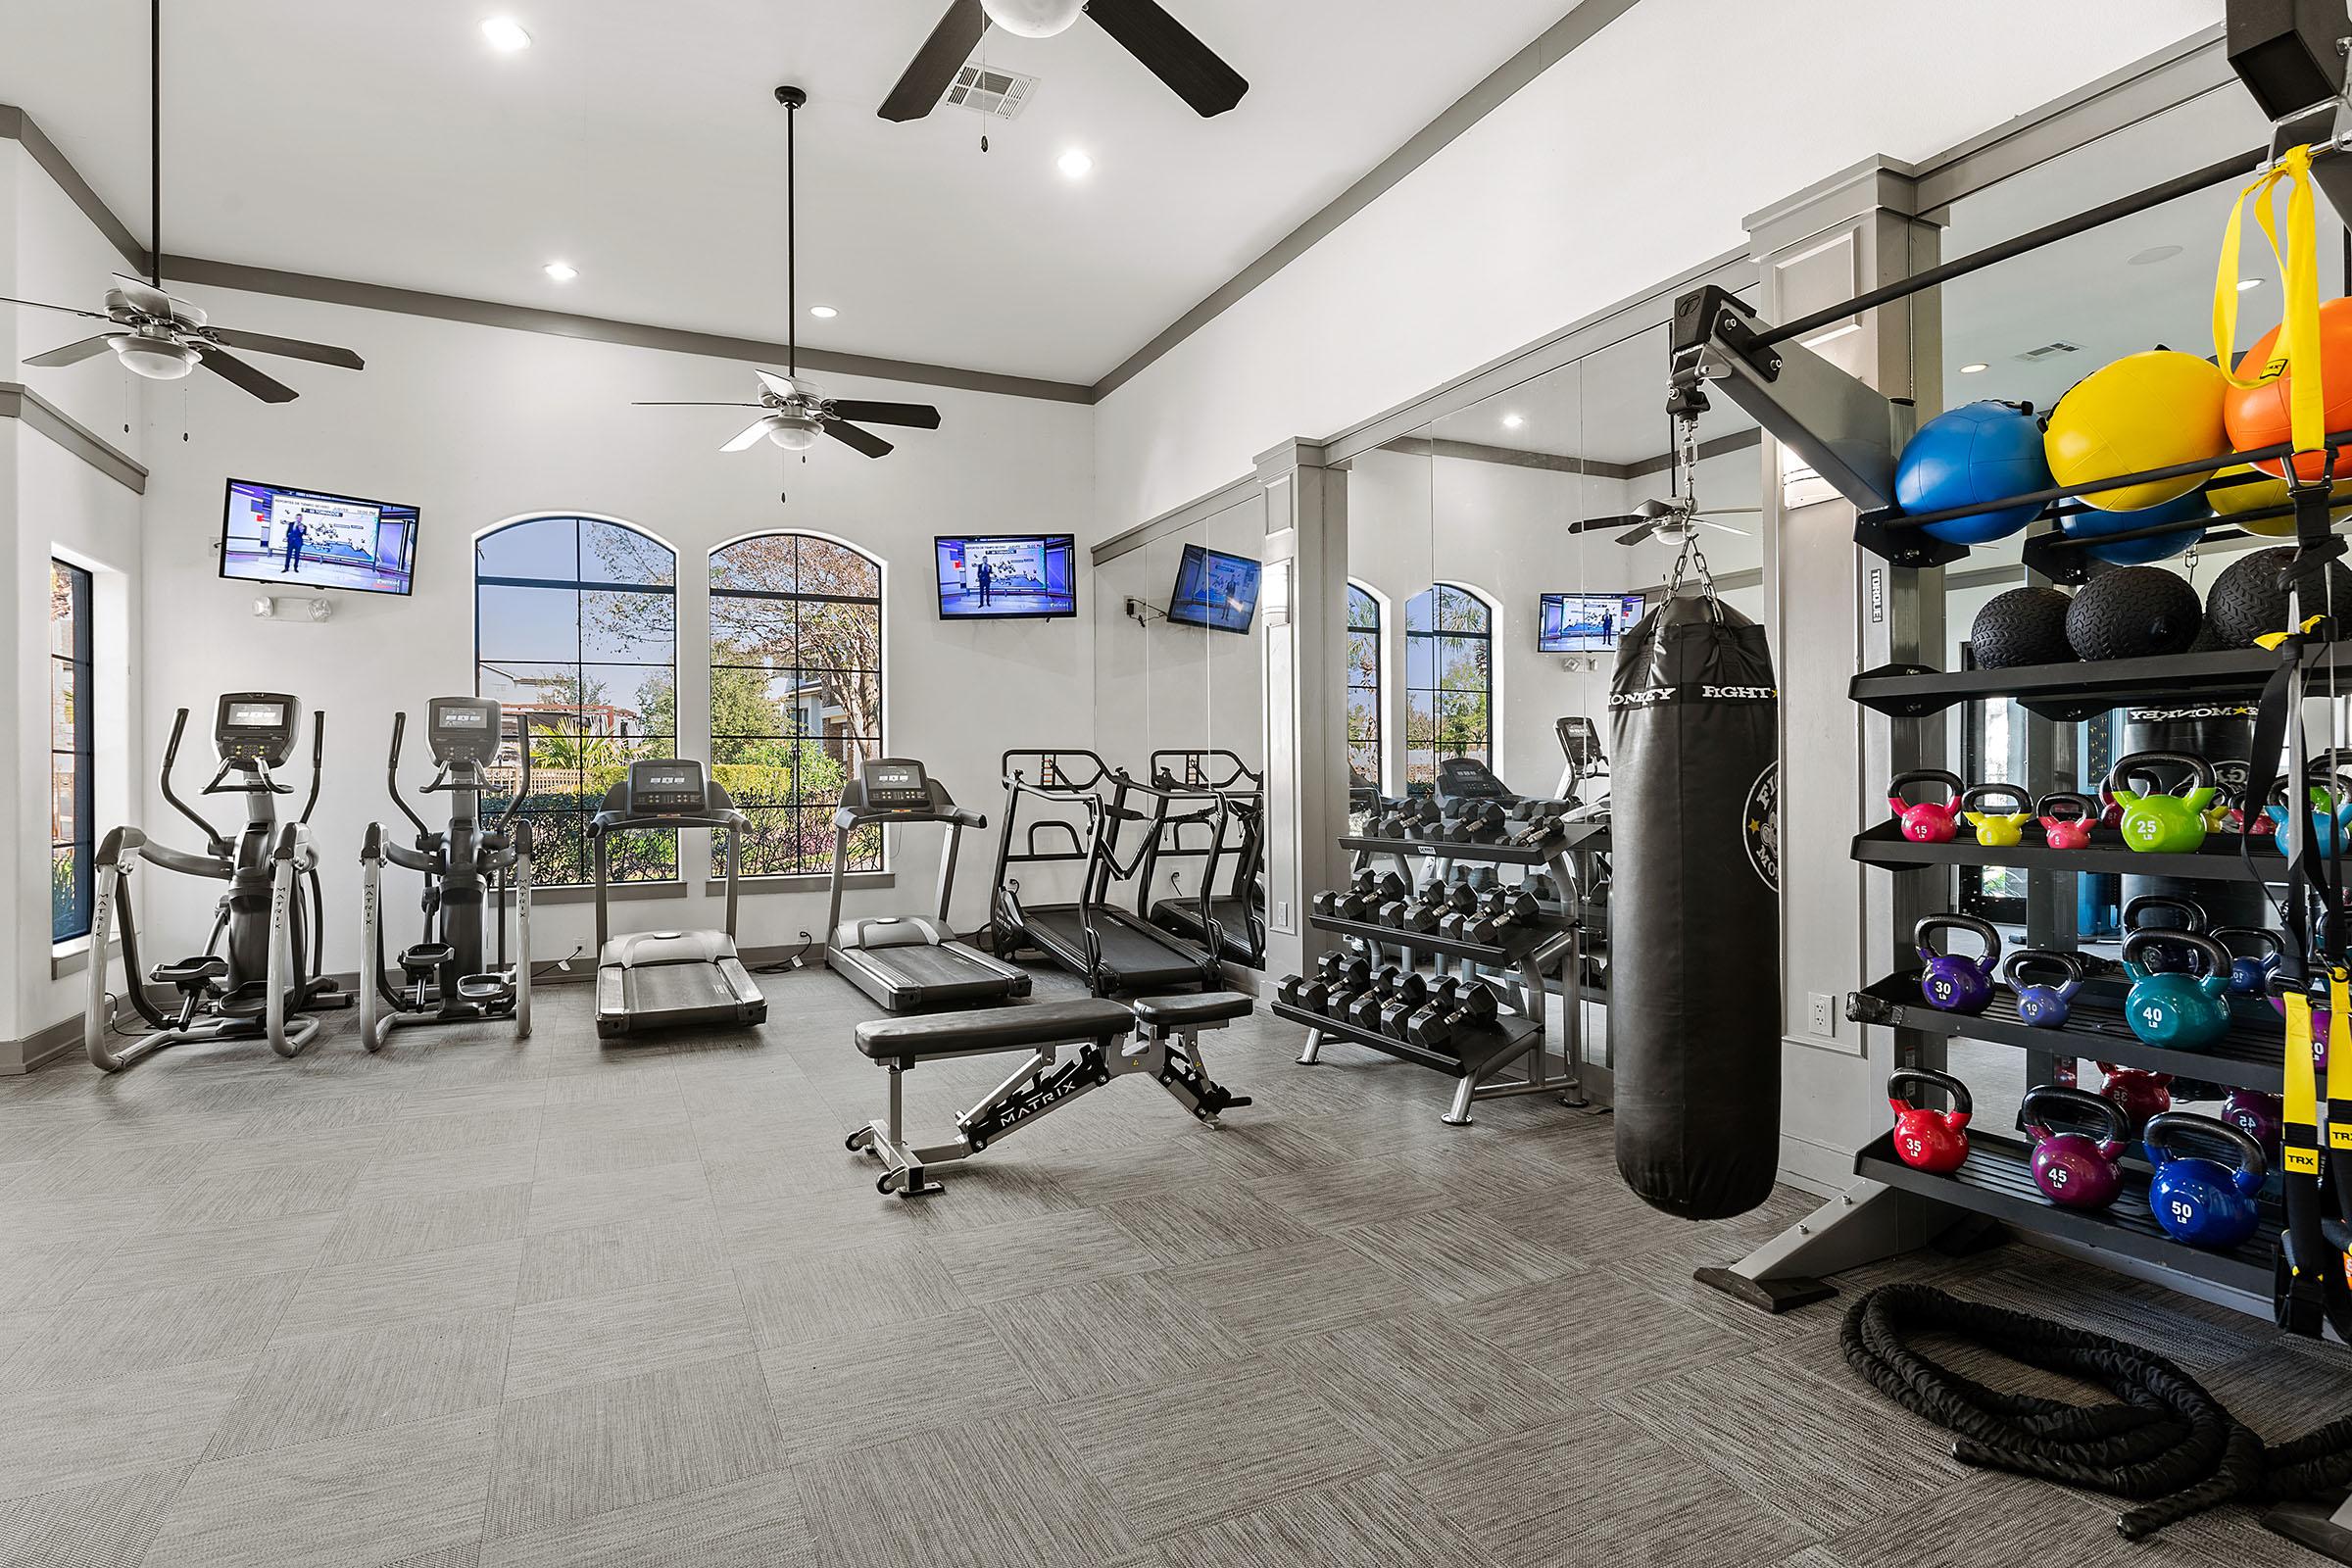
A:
935 534 1077 620
220 479 417 597
1167 544 1261 634
1539 591 1646 652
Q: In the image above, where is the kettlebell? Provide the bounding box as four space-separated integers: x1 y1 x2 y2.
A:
1886 1069 1972 1174
2002 950 2086 1029
2263 766 2352 857
2023 1085 2129 1210
2143 1112 2268 1250
2099 762 2164 830
2211 925 2282 997
2220 1088 2282 1153
2094 1060 2174 1135
2123 893 2210 975
1915 914 2000 1014
2120 930 2234 1051
2107 750 2217 854
1888 769 1965 845
1961 782 2034 848
2036 791 2097 851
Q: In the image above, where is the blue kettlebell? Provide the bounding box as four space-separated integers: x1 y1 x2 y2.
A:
2122 893 2209 975
2263 771 2352 857
2211 926 2282 998
2001 949 2086 1029
2143 1112 2267 1249
1916 914 1999 1015
2120 931 2234 1051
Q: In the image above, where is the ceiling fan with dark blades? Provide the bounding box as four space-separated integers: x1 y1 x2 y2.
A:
3 0 362 402
1571 498 1761 548
881 0 1248 122
637 89 940 459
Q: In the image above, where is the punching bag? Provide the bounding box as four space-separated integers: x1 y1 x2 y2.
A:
1610 591 1782 1219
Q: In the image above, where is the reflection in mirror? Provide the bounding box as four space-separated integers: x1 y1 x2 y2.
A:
1345 423 1436 825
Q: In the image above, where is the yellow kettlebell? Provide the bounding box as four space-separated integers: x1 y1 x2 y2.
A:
1962 783 2034 849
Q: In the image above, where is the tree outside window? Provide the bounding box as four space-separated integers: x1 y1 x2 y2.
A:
1403 583 1493 795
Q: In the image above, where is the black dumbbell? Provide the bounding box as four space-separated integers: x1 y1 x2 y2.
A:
1275 971 1310 1010
1457 866 1499 896
1320 956 1376 1017
1406 979 1499 1050
1523 872 1562 906
1295 952 1351 1014
1348 965 1405 1032
1378 972 1432 1037
1456 800 1507 842
1397 884 1447 933
1461 888 1542 945
1401 977 1468 1049
1435 881 1483 940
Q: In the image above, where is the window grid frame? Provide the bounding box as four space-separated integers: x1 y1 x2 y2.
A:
1346 583 1382 794
1404 583 1494 795
51 560 94 944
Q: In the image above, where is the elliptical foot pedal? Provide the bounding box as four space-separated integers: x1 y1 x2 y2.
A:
455 974 510 1004
152 956 227 990
400 944 456 977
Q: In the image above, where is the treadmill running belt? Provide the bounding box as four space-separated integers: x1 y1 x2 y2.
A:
1026 905 1210 990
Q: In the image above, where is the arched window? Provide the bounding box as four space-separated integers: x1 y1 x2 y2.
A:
475 514 678 887
1346 583 1383 794
1404 582 1494 795
710 532 885 878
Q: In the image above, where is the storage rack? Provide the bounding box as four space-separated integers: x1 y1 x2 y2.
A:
1273 822 1600 1125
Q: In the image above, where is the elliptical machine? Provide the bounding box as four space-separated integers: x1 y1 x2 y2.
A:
85 693 346 1071
360 698 533 1049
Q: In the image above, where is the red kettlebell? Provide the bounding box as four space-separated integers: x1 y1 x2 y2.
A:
2024 1085 2129 1210
2095 1061 2175 1136
2099 761 2165 830
1886 1068 1972 1173
1888 769 1965 844
2036 791 2097 851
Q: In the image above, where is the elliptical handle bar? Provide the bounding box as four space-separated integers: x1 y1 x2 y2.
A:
385 711 434 838
300 710 326 825
498 711 532 829
159 707 230 855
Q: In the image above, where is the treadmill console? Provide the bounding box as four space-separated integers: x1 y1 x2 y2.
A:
216 692 301 766
1435 756 1513 803
426 697 503 767
624 760 710 814
861 759 933 812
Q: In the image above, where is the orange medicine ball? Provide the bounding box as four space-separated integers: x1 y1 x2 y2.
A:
2225 296 2352 482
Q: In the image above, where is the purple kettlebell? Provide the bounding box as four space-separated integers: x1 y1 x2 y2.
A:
2023 1085 2128 1211
1915 913 2000 1015
2220 1089 2282 1154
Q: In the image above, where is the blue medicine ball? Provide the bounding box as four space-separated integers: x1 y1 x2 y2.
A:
1896 400 2051 543
2059 487 2208 565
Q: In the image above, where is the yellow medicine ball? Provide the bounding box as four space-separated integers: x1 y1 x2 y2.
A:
2206 465 2352 536
2042 349 2230 513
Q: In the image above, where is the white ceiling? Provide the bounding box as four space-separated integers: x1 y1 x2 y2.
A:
0 0 1574 385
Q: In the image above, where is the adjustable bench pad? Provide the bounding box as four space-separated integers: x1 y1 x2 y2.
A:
855 998 1136 1063
1131 991 1253 1029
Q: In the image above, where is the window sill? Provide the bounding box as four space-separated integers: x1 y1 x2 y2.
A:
51 937 114 979
532 882 689 906
704 872 895 897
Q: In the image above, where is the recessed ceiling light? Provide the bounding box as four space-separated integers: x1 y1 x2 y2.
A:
2238 277 2265 291
1958 362 1988 374
808 305 838 319
482 17 532 52
542 261 576 281
1501 413 1525 429
1057 148 1094 178
2129 244 2183 266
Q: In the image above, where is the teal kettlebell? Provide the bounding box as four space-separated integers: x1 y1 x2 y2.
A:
2107 750 2216 855
2120 930 2234 1051
2263 762 2352 857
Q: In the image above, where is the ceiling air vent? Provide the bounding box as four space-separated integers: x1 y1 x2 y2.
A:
2014 341 2082 363
947 66 1039 120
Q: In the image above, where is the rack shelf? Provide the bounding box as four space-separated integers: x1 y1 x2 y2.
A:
1308 911 1559 968
1270 998 1541 1080
1851 820 2274 882
1847 973 2284 1093
1850 648 2286 720
1340 821 1608 866
1854 1131 2277 1298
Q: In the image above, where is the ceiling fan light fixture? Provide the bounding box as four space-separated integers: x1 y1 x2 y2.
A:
980 0 1086 39
113 334 198 380
767 416 820 451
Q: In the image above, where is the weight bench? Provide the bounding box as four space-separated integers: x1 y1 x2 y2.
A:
846 992 1254 1197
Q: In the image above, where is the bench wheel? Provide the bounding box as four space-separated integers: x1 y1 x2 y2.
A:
846 1127 874 1152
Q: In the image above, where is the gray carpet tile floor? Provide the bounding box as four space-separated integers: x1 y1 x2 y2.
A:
4 964 2349 1568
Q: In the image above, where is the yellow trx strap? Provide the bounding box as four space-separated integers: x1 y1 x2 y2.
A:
2285 988 2322 1176
2333 968 2352 1153
2216 143 2327 461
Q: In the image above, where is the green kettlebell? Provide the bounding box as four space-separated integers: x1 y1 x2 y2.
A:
2121 930 2234 1052
2107 750 2216 855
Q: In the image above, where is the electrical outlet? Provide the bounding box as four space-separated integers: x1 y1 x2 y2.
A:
1808 992 1836 1039
1275 899 1291 927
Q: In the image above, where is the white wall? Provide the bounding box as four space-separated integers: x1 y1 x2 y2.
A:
129 286 1096 983
1093 0 2220 531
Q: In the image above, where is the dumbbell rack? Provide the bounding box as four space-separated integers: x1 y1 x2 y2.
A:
1269 824 1602 1126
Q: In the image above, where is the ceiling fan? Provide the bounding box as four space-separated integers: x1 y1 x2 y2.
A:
635 88 940 459
1571 497 1760 547
1 0 362 403
881 0 1249 122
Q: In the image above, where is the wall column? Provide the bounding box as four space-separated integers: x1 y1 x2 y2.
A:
1254 438 1348 982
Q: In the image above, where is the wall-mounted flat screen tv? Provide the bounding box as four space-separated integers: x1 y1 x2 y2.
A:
1539 591 1646 652
935 534 1077 620
220 479 418 596
1167 544 1261 634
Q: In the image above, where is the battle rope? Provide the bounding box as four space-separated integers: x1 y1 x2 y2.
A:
1840 1284 2352 1540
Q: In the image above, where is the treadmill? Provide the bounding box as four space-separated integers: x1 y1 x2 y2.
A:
825 757 1031 1012
589 759 766 1040
1140 749 1266 968
990 749 1223 997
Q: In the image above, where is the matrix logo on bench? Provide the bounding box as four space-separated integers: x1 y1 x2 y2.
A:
1608 684 1778 708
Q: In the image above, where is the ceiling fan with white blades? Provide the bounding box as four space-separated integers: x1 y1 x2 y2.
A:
2 0 363 403
635 88 941 459
880 0 1248 122
1570 497 1759 548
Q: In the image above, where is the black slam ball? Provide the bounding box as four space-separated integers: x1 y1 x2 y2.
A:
1969 586 2075 668
2205 546 2352 650
2064 566 2203 662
